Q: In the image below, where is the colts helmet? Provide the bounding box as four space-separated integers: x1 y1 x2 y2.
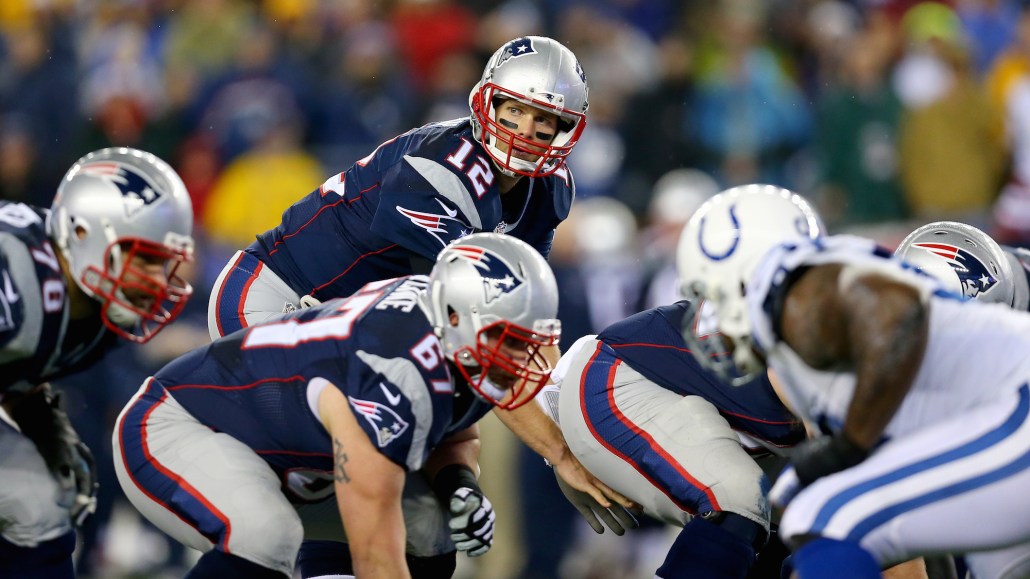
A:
895 221 1015 306
676 184 824 385
50 147 194 343
469 36 589 178
421 233 561 409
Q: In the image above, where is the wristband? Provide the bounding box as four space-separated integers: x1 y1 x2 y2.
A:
432 464 480 503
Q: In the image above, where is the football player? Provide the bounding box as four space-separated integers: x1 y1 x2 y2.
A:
895 220 1030 311
537 294 806 579
113 234 604 578
677 185 1030 579
207 35 588 338
0 147 194 577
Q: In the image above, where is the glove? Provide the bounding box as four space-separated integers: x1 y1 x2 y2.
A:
9 388 99 528
771 434 868 510
432 464 495 557
555 471 637 535
447 486 496 557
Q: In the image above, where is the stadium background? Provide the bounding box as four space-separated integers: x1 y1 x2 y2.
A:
1 0 1023 576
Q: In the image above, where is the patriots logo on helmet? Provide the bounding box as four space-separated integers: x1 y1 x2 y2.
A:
451 245 523 304
349 397 410 447
913 242 998 298
80 162 162 219
496 37 536 68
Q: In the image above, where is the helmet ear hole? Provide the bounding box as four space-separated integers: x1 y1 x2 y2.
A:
74 224 88 241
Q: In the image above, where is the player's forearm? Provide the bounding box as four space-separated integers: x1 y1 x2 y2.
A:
494 400 570 466
350 536 411 579
424 429 481 481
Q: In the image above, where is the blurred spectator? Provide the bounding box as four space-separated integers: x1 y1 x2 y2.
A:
957 0 1020 76
310 21 416 169
691 0 812 187
638 168 719 310
895 2 1007 222
814 27 909 227
390 0 477 92
164 0 255 82
0 115 49 204
187 20 317 162
617 31 700 215
201 116 324 252
987 1 1030 244
0 17 81 198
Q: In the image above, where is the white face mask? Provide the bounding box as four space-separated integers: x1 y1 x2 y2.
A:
893 52 954 109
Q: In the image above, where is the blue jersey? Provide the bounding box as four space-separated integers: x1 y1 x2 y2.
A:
0 202 115 397
154 275 492 476
596 301 804 448
248 118 575 301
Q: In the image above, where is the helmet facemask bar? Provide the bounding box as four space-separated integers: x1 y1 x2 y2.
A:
453 319 560 410
680 286 763 386
473 83 586 178
82 236 193 343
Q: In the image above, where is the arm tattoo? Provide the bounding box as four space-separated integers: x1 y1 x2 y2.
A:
333 437 351 483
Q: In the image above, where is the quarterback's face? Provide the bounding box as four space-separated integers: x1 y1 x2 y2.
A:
493 99 558 161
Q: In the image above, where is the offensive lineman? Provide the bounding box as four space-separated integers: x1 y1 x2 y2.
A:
539 297 806 578
677 185 1030 579
116 234 566 578
0 147 194 577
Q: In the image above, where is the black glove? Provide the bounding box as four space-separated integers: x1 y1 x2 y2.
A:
555 470 638 535
9 388 99 527
433 464 495 557
791 434 869 486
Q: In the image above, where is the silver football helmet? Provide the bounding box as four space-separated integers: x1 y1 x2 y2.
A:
676 184 825 385
469 36 589 178
895 221 1015 306
420 233 560 409
50 147 194 343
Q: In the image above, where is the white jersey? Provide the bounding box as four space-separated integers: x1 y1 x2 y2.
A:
748 235 1030 441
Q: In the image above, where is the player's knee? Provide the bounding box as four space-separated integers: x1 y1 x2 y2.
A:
234 509 303 571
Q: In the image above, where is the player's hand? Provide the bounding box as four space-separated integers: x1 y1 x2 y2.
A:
771 435 868 510
66 440 99 527
552 455 638 534
9 388 99 527
554 470 638 535
447 487 495 557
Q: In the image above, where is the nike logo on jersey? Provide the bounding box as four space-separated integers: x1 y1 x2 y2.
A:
435 198 458 218
380 382 403 406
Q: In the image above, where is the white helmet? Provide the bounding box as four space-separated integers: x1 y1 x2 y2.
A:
676 184 824 385
895 221 1015 306
420 233 560 409
469 36 589 178
51 147 194 343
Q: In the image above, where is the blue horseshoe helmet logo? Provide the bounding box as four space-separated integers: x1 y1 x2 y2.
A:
698 204 741 261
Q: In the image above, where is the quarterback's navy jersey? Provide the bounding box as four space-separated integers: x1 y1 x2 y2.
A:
596 301 804 447
248 118 575 301
0 202 114 397
154 275 492 476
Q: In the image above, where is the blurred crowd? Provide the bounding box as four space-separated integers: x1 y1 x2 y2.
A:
3 0 1030 577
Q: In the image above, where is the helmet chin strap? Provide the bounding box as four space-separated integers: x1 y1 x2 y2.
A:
471 374 507 403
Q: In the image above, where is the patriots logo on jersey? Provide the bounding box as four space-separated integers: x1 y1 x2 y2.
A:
80 162 162 218
496 37 536 68
912 242 998 298
397 205 464 247
451 245 523 304
348 397 410 447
